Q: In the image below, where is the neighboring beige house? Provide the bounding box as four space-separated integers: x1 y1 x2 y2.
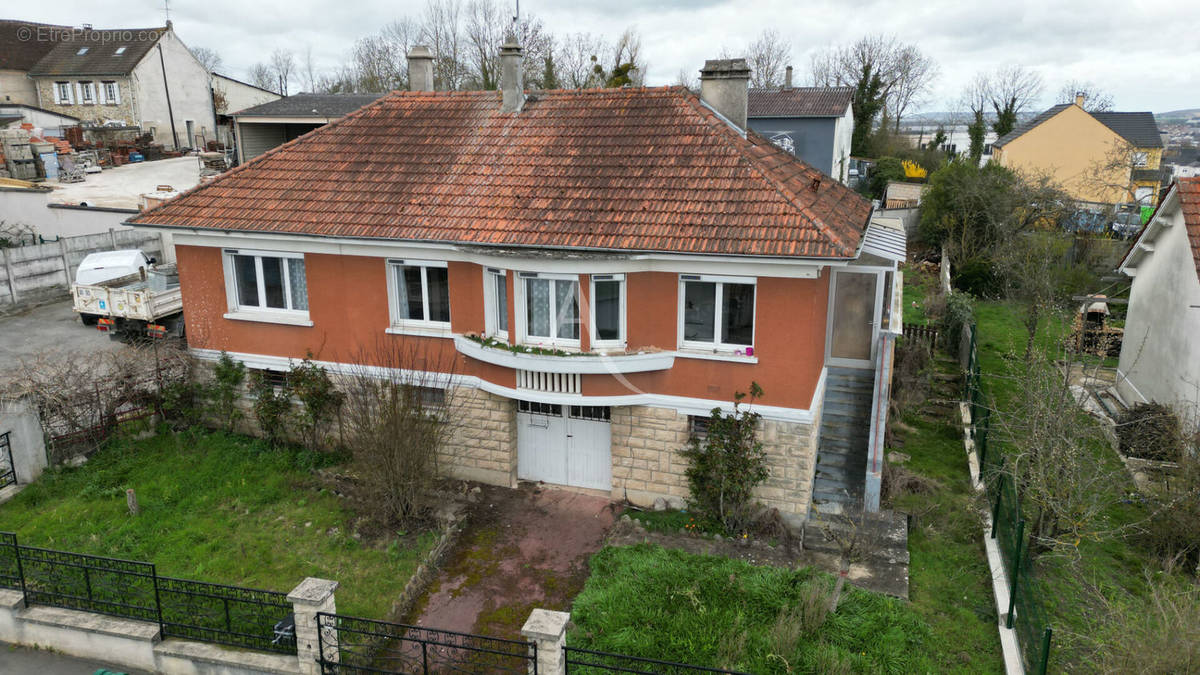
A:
211 73 281 148
993 95 1164 209
0 20 69 106
25 21 215 150
1117 178 1200 413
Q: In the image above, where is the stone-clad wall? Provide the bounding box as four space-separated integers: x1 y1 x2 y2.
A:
610 405 818 522
442 386 517 487
33 78 136 125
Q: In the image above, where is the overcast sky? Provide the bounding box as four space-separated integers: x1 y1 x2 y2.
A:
12 0 1200 113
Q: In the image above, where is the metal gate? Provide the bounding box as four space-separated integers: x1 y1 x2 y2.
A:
0 432 14 488
316 612 536 674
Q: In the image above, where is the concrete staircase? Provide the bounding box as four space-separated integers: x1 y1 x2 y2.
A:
810 366 875 515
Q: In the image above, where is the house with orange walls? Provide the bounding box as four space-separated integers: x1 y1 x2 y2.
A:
130 48 904 524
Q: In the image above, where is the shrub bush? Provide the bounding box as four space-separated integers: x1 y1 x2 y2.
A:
939 290 975 350
249 371 292 448
208 352 245 432
1117 403 1184 461
288 355 344 453
951 258 997 298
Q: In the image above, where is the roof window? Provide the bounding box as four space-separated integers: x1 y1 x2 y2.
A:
114 47 127 55
76 47 89 55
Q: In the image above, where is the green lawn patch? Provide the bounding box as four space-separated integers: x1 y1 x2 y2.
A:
570 544 937 674
0 428 435 619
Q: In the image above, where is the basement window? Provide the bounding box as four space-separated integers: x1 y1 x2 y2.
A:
688 415 710 440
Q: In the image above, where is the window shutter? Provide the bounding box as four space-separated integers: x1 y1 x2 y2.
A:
72 82 80 105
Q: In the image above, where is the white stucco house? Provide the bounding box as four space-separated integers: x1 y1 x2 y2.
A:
1116 177 1200 413
210 73 280 148
25 21 215 150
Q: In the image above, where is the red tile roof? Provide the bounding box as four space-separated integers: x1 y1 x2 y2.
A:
1180 178 1200 284
748 87 854 118
132 86 871 258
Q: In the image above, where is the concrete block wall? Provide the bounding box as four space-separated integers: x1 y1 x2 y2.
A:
442 386 517 487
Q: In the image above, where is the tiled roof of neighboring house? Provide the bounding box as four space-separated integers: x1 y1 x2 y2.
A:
747 87 854 118
995 104 1163 149
231 93 386 118
1091 112 1163 149
28 26 167 76
994 104 1069 148
132 86 872 259
1180 178 1200 284
0 20 70 71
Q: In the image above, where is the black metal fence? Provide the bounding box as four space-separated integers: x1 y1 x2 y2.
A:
564 647 751 675
963 324 1053 675
316 612 536 674
0 431 15 488
0 532 295 655
902 323 940 353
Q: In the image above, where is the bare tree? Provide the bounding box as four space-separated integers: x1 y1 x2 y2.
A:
421 0 468 91
986 64 1044 137
888 45 938 130
191 46 222 73
463 0 551 90
1056 80 1115 112
346 19 417 92
556 32 606 89
248 63 277 93
1083 138 1157 207
607 27 646 86
269 48 296 96
301 45 319 93
673 67 698 91
745 28 790 89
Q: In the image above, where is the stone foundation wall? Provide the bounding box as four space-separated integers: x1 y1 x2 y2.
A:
441 386 517 487
610 405 818 522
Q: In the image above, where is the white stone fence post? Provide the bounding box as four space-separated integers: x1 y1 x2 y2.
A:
288 577 338 675
522 608 569 675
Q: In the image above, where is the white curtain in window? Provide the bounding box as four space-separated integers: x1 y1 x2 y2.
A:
527 278 551 337
287 258 307 310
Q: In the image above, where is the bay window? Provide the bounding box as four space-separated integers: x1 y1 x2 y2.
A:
590 274 625 349
388 259 450 331
484 267 509 339
519 273 579 346
679 275 755 350
225 250 308 318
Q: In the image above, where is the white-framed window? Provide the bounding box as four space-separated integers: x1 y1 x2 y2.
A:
79 81 95 104
678 274 756 351
517 272 580 347
101 81 119 105
1132 151 1149 168
484 267 509 340
54 81 72 104
387 259 451 331
223 249 309 316
589 273 625 350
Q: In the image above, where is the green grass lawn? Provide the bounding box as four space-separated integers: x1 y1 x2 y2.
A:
570 544 938 674
0 427 435 619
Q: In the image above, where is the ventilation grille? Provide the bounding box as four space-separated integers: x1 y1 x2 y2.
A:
516 370 580 394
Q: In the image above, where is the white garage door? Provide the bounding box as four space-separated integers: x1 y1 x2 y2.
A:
517 401 611 491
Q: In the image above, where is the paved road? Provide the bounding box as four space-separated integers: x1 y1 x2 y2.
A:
0 643 149 674
0 299 127 387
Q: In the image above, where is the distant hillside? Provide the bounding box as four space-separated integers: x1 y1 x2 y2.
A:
1158 108 1200 121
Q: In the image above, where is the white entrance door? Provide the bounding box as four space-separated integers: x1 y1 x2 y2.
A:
517 402 611 491
826 270 883 368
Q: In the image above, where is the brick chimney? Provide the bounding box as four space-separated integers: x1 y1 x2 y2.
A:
699 58 751 130
408 45 435 92
785 65 793 90
500 33 524 113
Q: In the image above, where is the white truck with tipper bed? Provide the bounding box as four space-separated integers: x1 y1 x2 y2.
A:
71 250 184 340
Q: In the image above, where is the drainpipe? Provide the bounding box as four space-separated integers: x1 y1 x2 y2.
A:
157 43 179 150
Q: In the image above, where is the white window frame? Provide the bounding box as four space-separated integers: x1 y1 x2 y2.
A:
677 274 757 352
386 259 451 336
589 273 626 351
79 81 96 105
54 81 73 104
515 272 581 349
101 81 120 105
221 248 311 325
483 267 509 341
1132 151 1149 168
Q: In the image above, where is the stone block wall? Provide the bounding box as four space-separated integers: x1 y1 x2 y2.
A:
610 405 818 521
33 78 136 125
442 386 517 487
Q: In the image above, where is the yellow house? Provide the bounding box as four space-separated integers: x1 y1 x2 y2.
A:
992 94 1163 208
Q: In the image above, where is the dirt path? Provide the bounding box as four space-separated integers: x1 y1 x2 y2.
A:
405 483 617 640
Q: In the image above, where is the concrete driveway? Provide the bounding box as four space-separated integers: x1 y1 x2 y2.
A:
46 156 201 209
0 299 127 387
